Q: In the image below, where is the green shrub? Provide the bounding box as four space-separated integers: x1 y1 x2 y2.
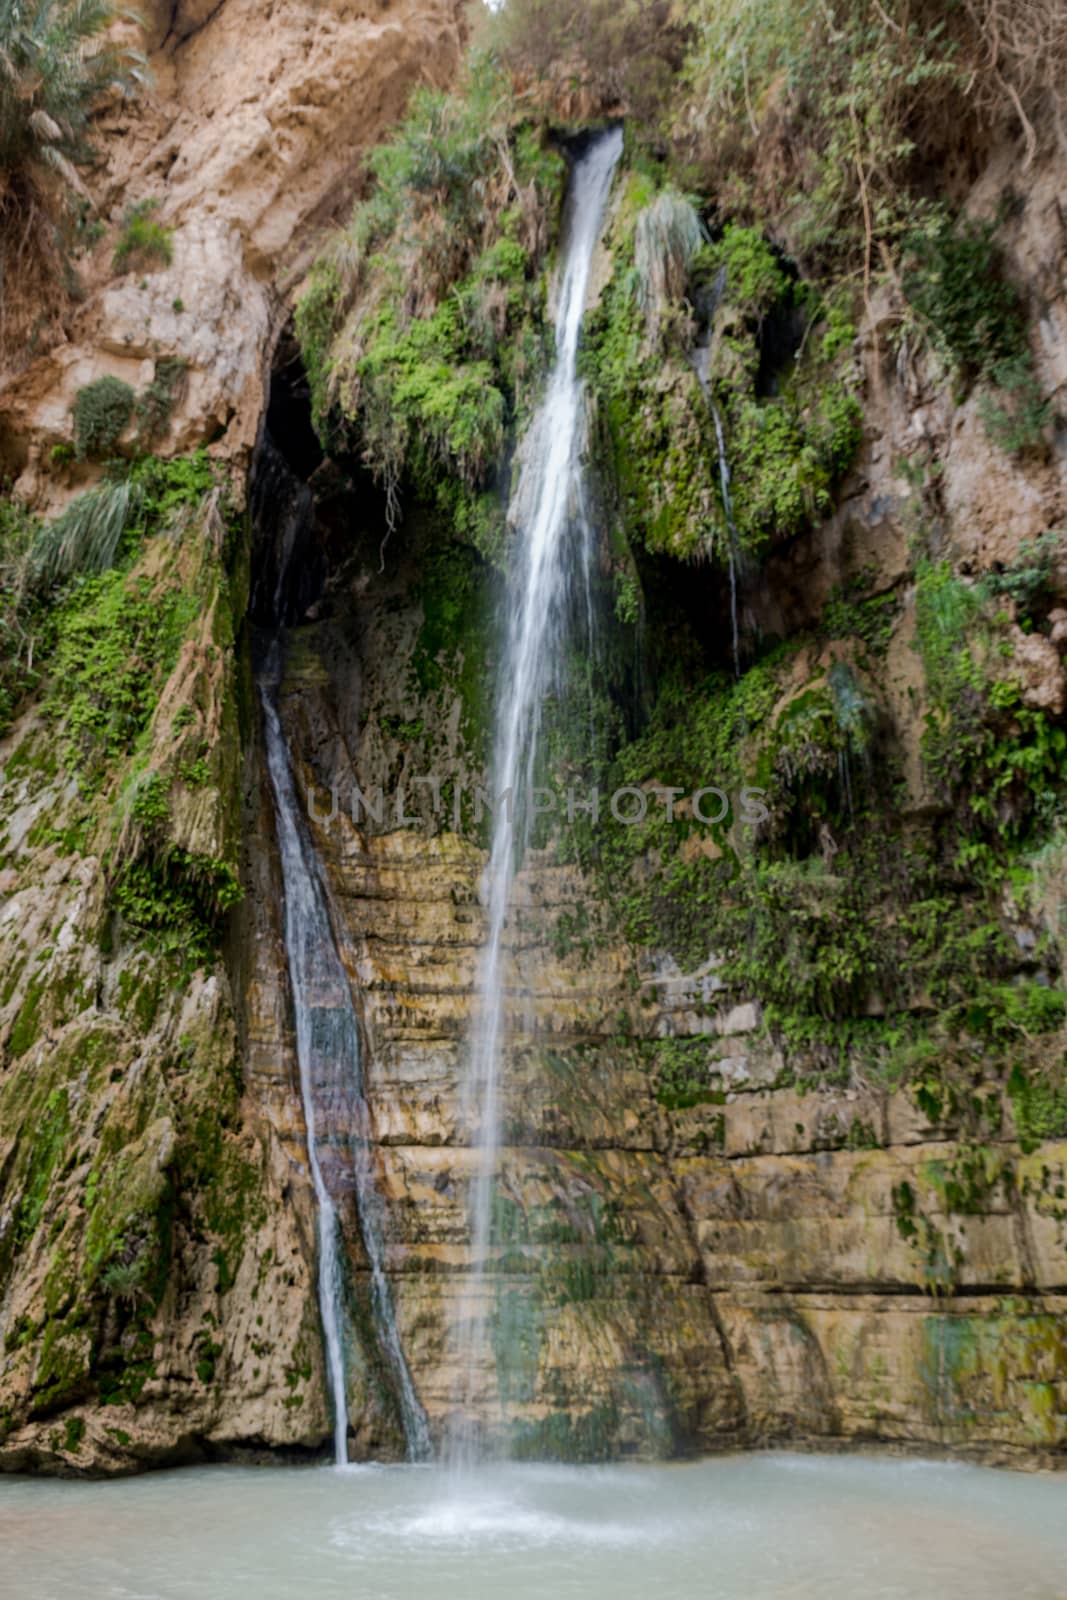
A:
905 215 1049 453
113 200 173 273
129 770 170 831
1008 1062 1067 1154
587 201 861 564
913 558 1067 831
986 530 1064 622
72 376 135 461
905 216 1025 382
977 356 1052 455
114 851 241 968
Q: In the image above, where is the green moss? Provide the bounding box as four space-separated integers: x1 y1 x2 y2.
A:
30 1313 93 1416
46 567 196 771
8 973 45 1058
1008 1064 1067 1155
691 225 787 319
410 531 491 751
914 559 1066 830
511 1401 621 1462
116 965 163 1032
584 196 861 569
13 1089 70 1248
296 61 564 538
491 1287 544 1407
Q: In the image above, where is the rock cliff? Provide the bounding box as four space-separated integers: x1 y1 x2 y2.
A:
2 0 1067 1476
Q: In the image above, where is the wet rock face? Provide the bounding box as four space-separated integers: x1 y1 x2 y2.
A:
0 613 328 1476
240 490 1067 1466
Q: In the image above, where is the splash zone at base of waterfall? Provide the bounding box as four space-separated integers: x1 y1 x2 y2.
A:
450 127 624 1462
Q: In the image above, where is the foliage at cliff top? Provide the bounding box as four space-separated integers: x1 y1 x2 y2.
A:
674 0 1067 272
492 0 1065 275
487 0 686 132
0 0 145 358
295 56 565 557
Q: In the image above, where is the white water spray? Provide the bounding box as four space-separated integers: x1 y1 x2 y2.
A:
451 128 623 1460
690 333 741 680
260 650 431 1465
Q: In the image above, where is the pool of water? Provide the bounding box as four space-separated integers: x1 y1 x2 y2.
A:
2 1453 1066 1599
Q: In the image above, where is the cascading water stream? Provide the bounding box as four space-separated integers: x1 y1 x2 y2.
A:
690 335 741 680
451 127 623 1462
259 646 431 1465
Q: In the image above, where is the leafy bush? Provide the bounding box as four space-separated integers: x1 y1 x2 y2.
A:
113 199 173 273
72 376 135 460
114 851 241 967
586 183 861 565
986 530 1064 622
977 356 1052 455
691 225 788 323
905 216 1025 383
0 453 216 735
914 559 1066 831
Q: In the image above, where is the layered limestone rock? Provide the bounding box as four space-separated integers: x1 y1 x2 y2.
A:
239 487 1066 1465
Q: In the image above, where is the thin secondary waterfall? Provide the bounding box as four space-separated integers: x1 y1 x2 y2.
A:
690 335 741 679
709 399 741 681
452 127 623 1460
259 648 431 1465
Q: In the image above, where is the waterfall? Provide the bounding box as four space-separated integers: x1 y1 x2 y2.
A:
709 400 741 681
451 127 623 1461
259 646 431 1465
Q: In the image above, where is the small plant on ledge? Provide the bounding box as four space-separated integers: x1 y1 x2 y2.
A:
113 199 174 274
